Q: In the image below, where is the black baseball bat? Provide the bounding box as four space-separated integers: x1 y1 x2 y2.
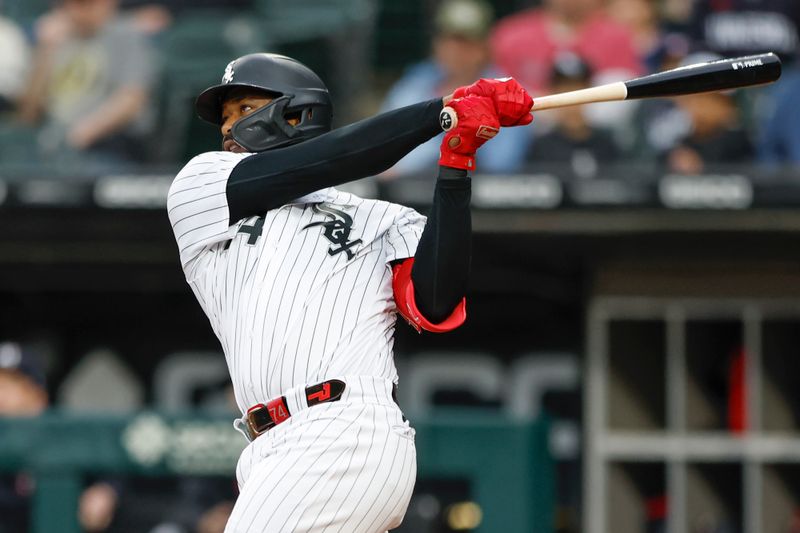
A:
529 52 782 111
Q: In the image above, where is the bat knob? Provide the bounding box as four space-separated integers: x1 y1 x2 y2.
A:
439 107 457 131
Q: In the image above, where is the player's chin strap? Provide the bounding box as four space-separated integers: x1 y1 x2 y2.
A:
230 95 302 152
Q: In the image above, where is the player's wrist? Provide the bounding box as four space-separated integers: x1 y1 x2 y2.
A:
437 166 469 180
438 151 475 171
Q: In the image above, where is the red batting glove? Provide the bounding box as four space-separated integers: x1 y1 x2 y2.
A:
453 77 533 126
438 96 500 171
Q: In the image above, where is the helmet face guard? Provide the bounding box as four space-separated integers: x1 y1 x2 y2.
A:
229 95 299 152
196 53 333 152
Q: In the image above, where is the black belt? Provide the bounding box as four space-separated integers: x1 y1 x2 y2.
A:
245 379 346 441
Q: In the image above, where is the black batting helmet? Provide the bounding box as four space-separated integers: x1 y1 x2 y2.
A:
195 53 333 152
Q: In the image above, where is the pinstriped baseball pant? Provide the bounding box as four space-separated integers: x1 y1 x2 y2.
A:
225 378 416 532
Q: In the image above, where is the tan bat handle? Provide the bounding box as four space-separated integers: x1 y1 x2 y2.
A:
440 81 629 130
530 81 628 111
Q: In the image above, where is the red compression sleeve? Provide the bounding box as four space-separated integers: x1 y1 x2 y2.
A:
392 258 466 333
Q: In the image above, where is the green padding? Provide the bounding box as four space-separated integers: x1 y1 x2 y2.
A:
416 410 554 533
0 410 554 533
31 473 82 533
3 0 51 26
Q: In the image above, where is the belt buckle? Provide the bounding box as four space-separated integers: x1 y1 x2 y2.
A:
246 396 291 439
244 380 346 441
246 403 276 439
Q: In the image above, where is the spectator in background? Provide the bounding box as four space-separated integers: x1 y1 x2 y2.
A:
0 340 235 533
687 0 800 167
17 0 157 170
758 65 800 167
116 0 256 36
490 0 641 96
120 0 252 12
659 54 753 175
78 476 237 533
0 7 30 113
526 53 620 178
0 343 125 533
380 0 531 176
0 341 47 416
491 0 643 142
661 0 693 30
666 90 753 174
0 341 48 533
607 0 689 73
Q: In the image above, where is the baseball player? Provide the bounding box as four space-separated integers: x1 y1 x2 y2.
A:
167 53 532 532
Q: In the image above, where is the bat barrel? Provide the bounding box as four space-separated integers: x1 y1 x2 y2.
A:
624 52 782 100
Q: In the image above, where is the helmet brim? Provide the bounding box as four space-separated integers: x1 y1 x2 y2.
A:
195 83 282 125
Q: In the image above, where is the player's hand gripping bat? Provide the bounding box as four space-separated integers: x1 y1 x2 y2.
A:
440 53 782 127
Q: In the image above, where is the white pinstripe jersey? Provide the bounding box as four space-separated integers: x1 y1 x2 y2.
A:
167 151 426 413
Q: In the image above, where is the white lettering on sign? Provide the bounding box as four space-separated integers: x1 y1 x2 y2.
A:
472 175 563 208
706 12 797 55
659 174 753 209
94 175 173 208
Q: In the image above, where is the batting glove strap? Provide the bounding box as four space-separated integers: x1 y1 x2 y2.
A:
438 96 500 171
438 150 475 171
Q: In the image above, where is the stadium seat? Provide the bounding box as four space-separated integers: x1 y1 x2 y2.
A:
3 0 51 30
57 348 145 413
149 11 266 162
0 123 39 166
253 0 369 42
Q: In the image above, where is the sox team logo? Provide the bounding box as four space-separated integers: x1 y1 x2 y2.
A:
303 203 363 259
222 61 235 84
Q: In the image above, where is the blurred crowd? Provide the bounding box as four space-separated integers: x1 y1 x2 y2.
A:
382 0 800 179
0 0 797 179
0 0 797 180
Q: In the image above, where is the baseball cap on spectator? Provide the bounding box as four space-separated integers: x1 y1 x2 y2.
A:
435 0 494 40
0 341 46 389
550 51 593 85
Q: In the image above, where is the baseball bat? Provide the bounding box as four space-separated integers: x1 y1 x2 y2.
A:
439 53 781 128
531 52 781 111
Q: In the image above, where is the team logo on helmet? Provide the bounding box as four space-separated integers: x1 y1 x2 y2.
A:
222 61 236 84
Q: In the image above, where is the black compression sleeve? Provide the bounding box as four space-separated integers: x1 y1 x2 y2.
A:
226 98 444 223
410 166 471 323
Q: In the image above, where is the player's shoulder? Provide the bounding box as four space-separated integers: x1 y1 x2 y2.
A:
170 151 252 195
175 151 252 179
168 151 253 213
327 189 417 217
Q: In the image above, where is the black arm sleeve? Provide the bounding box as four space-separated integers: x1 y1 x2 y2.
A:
410 166 471 324
226 98 444 223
